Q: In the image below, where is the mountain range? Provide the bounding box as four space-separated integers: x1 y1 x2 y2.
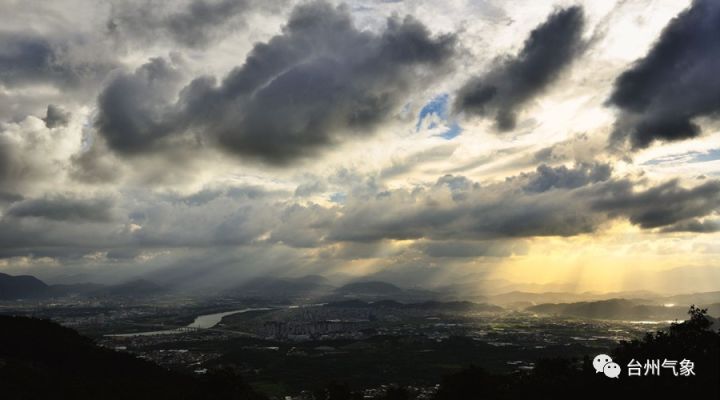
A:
0 273 49 300
526 298 720 320
2 272 719 321
0 273 165 300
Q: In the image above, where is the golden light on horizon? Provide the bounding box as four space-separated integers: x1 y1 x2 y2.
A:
486 221 720 293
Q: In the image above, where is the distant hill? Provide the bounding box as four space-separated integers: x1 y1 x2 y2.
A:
485 290 720 308
325 299 376 308
661 291 720 306
325 299 503 312
0 273 170 300
525 298 720 320
91 279 165 297
227 275 335 298
0 273 49 300
486 291 593 306
411 300 503 313
0 315 266 399
335 281 404 296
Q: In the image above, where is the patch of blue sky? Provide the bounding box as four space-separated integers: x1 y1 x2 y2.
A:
643 148 720 165
416 93 450 131
416 93 462 140
329 192 346 204
642 154 694 165
440 121 462 139
691 148 720 162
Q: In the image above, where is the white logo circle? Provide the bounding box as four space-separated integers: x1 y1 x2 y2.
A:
593 354 612 373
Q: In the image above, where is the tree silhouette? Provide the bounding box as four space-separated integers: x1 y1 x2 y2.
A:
434 305 720 400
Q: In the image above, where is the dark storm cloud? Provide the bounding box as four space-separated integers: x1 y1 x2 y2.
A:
0 30 116 121
107 0 277 48
0 192 23 205
43 105 71 129
95 57 184 154
0 187 281 258
522 162 611 192
328 167 606 243
164 184 283 206
0 168 716 280
0 32 114 89
591 179 720 229
454 6 585 130
95 1 456 164
5 196 116 222
660 219 720 233
608 0 720 149
0 33 70 87
327 166 720 243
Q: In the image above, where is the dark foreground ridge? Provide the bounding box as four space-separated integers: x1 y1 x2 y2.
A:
0 315 266 400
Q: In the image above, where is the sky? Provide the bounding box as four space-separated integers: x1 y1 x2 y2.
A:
1 0 719 294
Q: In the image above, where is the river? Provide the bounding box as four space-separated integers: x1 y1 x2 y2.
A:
106 307 272 337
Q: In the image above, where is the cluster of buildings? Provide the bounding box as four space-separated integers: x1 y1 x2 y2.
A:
262 319 372 340
282 384 440 400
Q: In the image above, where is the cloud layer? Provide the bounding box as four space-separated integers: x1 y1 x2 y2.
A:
454 6 585 130
609 0 720 149
0 0 718 289
96 1 456 164
107 0 261 48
